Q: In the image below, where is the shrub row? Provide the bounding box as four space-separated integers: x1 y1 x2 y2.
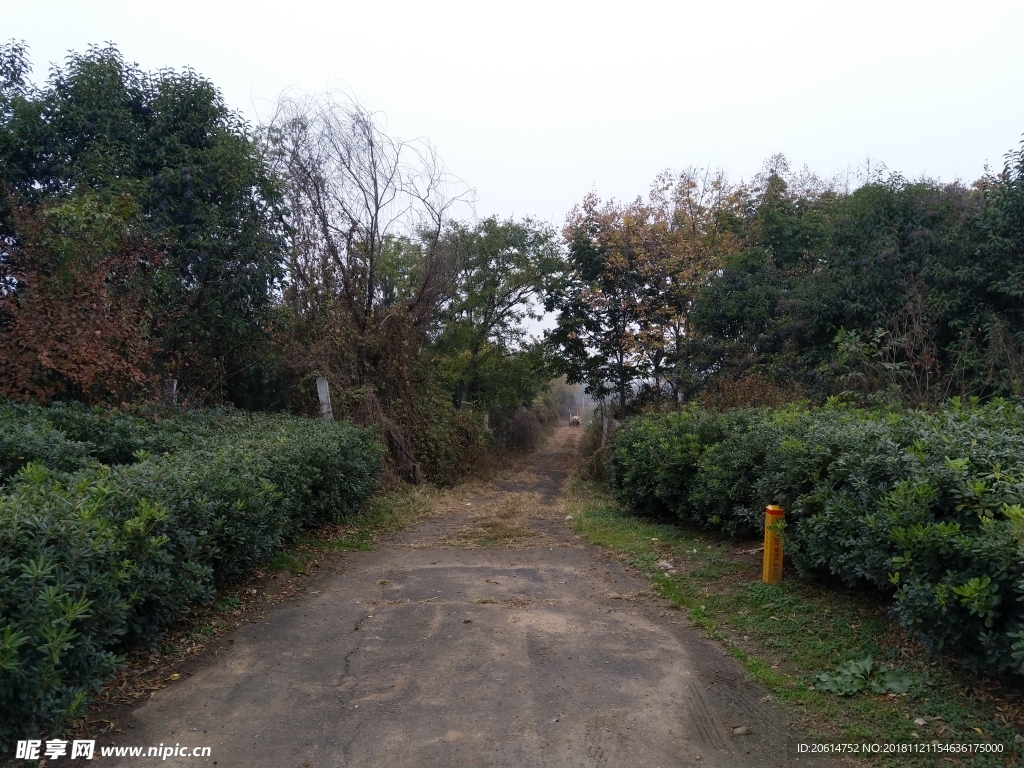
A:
609 399 1024 675
0 401 184 483
0 407 382 749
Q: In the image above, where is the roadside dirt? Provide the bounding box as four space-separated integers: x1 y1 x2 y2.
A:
98 427 839 768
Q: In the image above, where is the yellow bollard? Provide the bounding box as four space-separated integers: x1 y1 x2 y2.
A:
762 505 785 584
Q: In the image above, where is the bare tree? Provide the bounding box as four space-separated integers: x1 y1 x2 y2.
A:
264 92 476 482
267 91 473 335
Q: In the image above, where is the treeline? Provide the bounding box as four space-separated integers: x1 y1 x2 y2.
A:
549 153 1024 412
0 43 568 483
4 41 1023 449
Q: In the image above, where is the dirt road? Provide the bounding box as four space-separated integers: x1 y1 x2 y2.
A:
103 428 835 768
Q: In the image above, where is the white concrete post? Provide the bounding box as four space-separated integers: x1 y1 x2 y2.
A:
316 376 333 420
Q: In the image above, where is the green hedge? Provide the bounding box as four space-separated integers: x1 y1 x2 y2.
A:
610 399 1024 675
0 402 183 483
0 402 100 482
0 407 382 750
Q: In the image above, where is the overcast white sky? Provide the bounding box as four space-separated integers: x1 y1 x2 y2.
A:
4 1 1023 226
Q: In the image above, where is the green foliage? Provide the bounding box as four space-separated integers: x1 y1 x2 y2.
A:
0 406 381 748
687 156 1024 403
608 406 733 521
407 386 489 486
0 403 96 481
427 217 562 463
0 400 202 483
546 195 648 416
814 657 913 696
30 402 153 465
0 42 286 405
434 216 562 411
544 147 1023 407
0 476 134 744
610 399 1024 675
689 248 786 368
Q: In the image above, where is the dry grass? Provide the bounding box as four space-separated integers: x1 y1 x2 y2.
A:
440 491 549 548
501 596 535 608
474 596 536 608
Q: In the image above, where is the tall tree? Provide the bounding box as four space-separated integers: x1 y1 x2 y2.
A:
433 216 562 410
947 141 1024 395
269 91 472 394
548 173 737 414
0 194 164 404
548 193 651 416
645 168 741 402
0 42 286 404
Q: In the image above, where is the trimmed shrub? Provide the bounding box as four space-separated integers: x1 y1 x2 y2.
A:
609 399 1024 675
610 406 733 521
0 408 382 749
0 403 96 481
41 402 153 465
0 471 137 746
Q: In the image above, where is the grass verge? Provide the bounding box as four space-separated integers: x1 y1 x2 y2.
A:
564 476 1024 768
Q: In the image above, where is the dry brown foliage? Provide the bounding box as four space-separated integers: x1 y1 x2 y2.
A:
0 200 166 404
696 371 805 411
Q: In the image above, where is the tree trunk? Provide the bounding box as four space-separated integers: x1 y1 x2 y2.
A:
618 374 627 419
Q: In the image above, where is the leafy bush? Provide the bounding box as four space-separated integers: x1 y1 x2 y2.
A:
0 403 96 482
0 471 138 746
609 399 1024 675
407 388 489 486
0 401 161 482
610 406 732 521
41 402 153 465
0 408 382 749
